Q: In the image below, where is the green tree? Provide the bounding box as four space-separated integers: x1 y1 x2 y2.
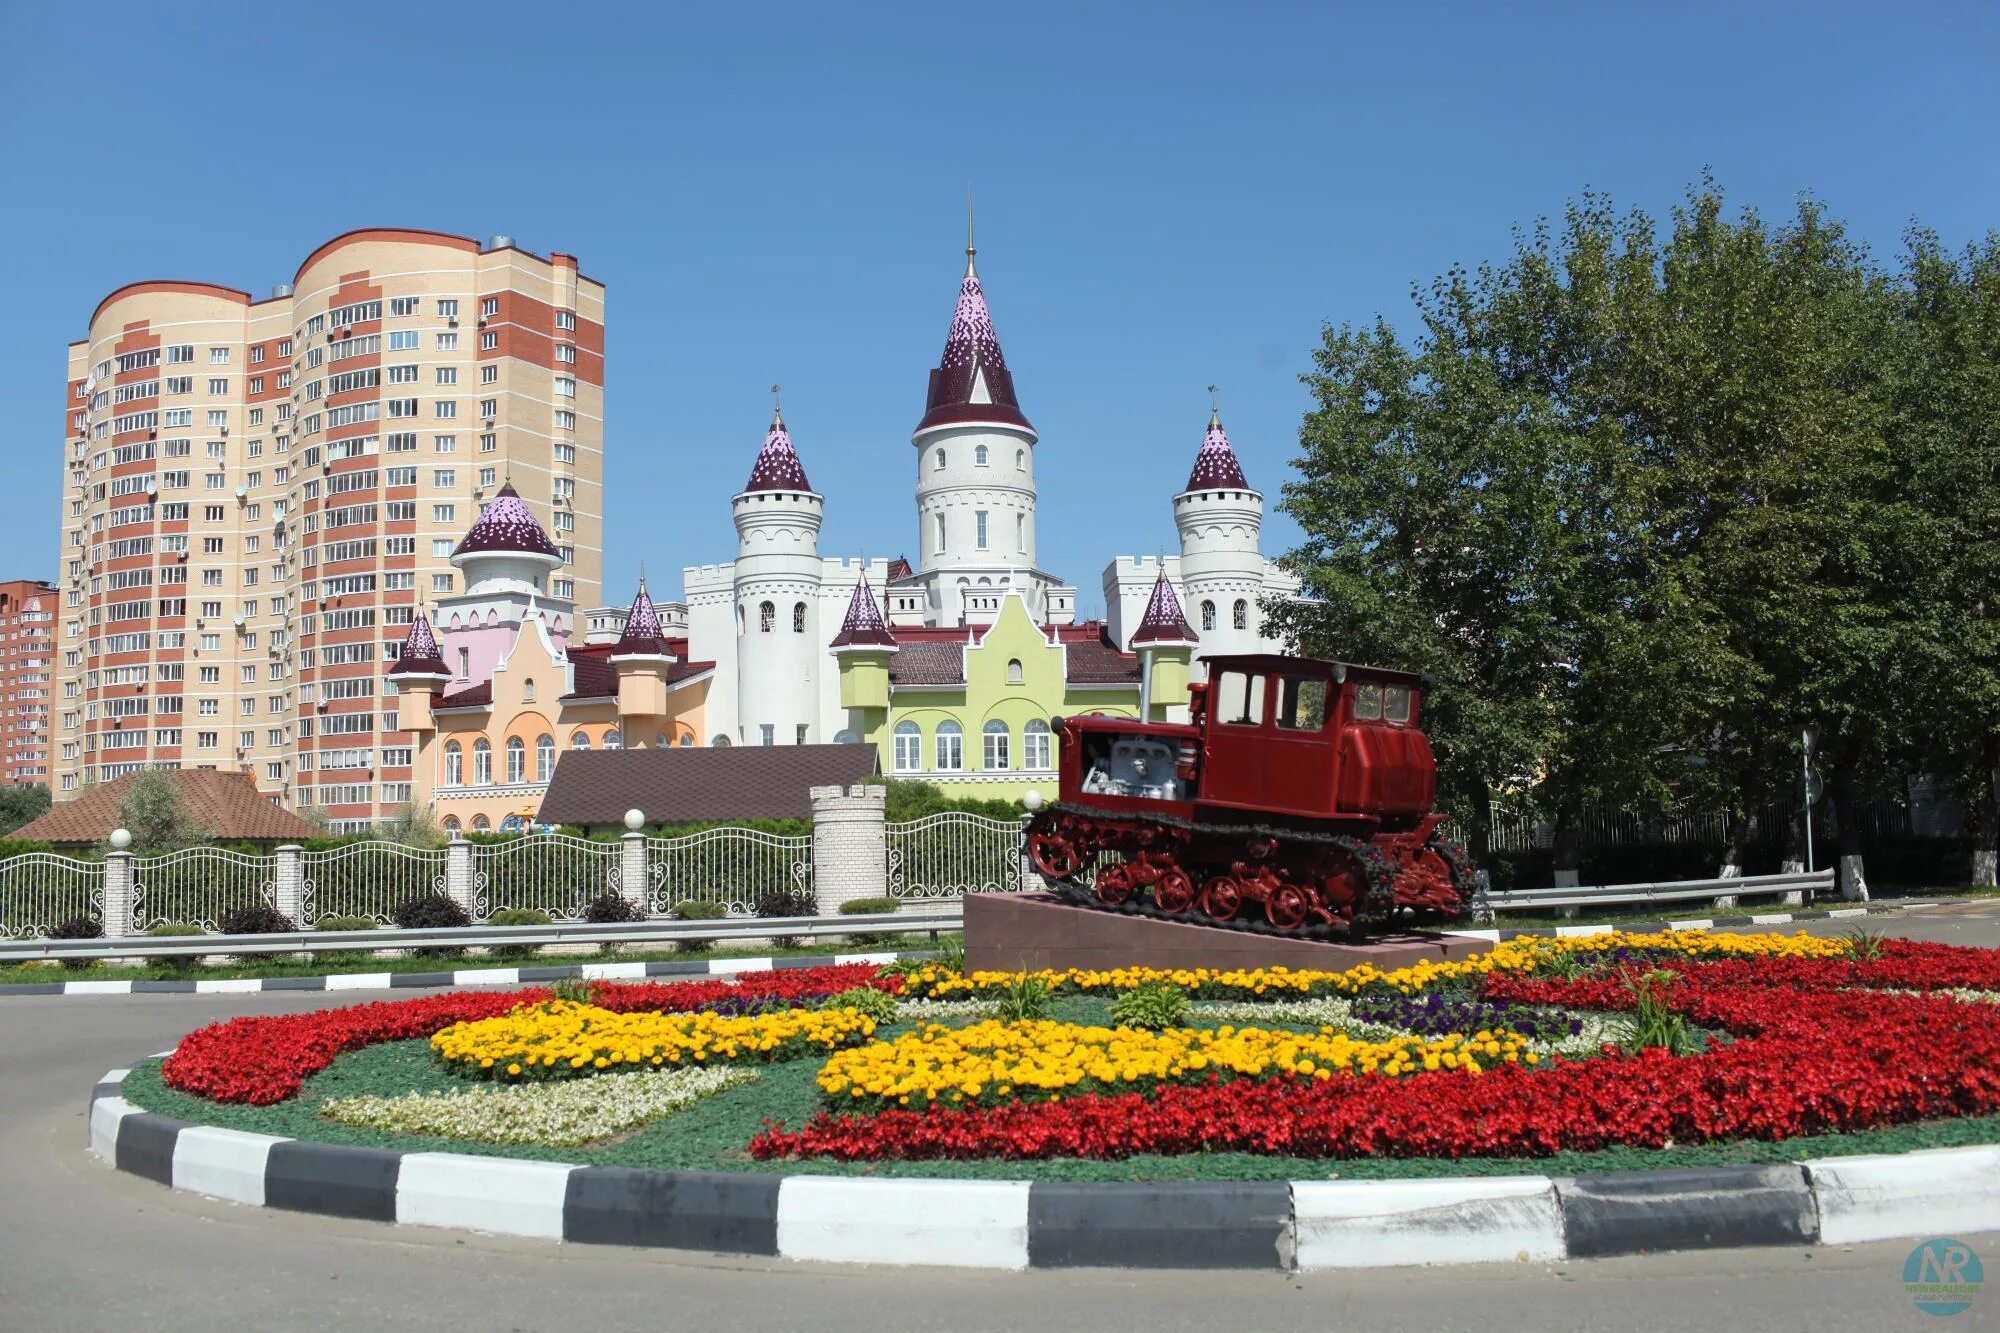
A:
112 769 212 855
0 784 49 837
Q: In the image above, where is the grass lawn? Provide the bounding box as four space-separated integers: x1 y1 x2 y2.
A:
114 991 2000 1181
1 933 953 986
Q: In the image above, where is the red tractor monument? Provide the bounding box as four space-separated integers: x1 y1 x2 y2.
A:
1023 653 1472 937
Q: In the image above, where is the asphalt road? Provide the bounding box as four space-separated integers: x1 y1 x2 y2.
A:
2 902 1997 1332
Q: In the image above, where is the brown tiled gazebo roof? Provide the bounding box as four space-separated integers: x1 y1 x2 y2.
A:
14 769 319 846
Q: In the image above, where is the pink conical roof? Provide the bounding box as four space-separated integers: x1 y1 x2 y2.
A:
389 614 450 676
829 574 897 650
1185 408 1249 491
610 578 672 659
1130 571 1197 647
743 409 813 492
916 250 1032 433
454 482 561 559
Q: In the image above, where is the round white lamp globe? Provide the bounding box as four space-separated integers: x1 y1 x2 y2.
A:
109 828 133 850
1022 789 1044 812
623 808 645 832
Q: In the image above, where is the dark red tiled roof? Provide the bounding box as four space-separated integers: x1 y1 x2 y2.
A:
916 255 1032 434
743 410 813 492
829 576 897 649
437 682 492 709
454 482 561 559
886 556 913 581
389 614 449 676
15 769 317 846
1062 638 1144 684
887 640 967 686
610 580 672 658
1186 408 1250 491
538 744 880 827
561 651 713 702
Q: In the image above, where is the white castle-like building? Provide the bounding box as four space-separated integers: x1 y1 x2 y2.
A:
634 235 1299 746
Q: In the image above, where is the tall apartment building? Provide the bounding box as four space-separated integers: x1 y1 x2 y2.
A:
57 228 605 828
0 579 57 784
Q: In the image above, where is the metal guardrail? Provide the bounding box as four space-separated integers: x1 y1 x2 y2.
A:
1482 870 1834 913
0 906 963 964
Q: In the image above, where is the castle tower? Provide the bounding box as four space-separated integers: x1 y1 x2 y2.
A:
441 482 572 685
1173 406 1268 665
1129 570 1198 723
732 406 825 745
909 226 1045 626
829 572 898 752
609 577 677 745
386 615 453 805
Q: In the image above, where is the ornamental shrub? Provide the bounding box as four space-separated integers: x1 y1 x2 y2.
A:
818 985 899 1024
487 907 552 959
671 898 726 954
50 914 102 970
392 892 472 959
145 922 206 973
584 893 644 923
839 895 901 946
1109 980 1189 1031
219 903 298 964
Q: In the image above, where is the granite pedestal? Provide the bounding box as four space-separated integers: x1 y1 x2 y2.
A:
964 892 1491 974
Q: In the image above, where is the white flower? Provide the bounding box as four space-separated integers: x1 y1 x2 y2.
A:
322 1065 755 1147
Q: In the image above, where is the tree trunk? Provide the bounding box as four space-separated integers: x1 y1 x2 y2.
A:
1717 806 1748 880
1971 744 1999 889
1833 792 1869 903
1779 804 1805 875
1467 784 1494 867
1550 809 1581 889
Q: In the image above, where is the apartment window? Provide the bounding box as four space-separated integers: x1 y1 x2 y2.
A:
207 378 228 394
481 297 499 318
435 435 457 452
553 443 575 464
435 333 458 351
434 401 456 419
387 398 418 417
390 297 419 316
433 504 455 522
431 539 454 557
437 299 458 318
387 432 417 453
478 399 497 418
431 573 453 593
480 331 498 350
434 469 456 488
209 347 229 364
167 344 195 364
278 339 292 356
388 330 420 351
480 434 497 453
478 467 497 488
555 310 576 331
480 365 498 384
204 505 223 521
555 344 576 364
554 378 576 398
387 364 419 384
554 410 576 430
934 720 963 771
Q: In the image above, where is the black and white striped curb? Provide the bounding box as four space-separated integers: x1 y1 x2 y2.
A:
1454 900 1933 945
86 1068 1999 1269
1 950 931 998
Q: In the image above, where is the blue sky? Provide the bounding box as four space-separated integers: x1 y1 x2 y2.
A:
3 1 1995 617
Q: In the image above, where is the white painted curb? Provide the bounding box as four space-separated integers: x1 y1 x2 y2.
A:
193 978 264 994
325 972 393 990
777 1177 1031 1269
1804 1146 2000 1245
1293 1176 1566 1268
395 1153 576 1240
89 1093 137 1164
173 1126 289 1205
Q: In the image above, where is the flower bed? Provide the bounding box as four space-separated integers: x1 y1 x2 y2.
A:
324 1065 755 1146
431 999 878 1079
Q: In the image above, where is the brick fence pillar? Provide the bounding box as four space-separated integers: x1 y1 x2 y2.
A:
445 834 479 919
272 844 306 925
620 823 650 916
810 783 887 915
101 841 135 939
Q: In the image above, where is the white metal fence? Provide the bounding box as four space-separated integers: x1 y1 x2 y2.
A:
302 842 449 926
473 835 622 921
646 828 814 916
887 813 1027 899
0 853 102 939
131 847 276 933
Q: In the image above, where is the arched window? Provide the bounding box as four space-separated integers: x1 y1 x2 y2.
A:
792 602 806 633
1015 449 1025 469
934 447 946 470
1007 658 1024 684
759 601 774 633
974 444 989 466
472 814 491 832
521 677 536 703
1200 599 1217 631
934 514 946 552
982 719 1010 770
472 738 491 785
656 731 669 749
442 815 461 833
711 734 731 747
535 734 555 782
570 731 591 751
505 736 525 783
443 739 462 786
678 731 695 747
934 719 963 771
1233 599 1249 631
1024 718 1052 770
893 719 922 772
604 728 622 751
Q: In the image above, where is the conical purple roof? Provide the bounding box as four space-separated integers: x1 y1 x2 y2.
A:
743 410 813 492
1185 409 1249 491
389 614 450 676
1130 571 1197 647
454 482 561 559
916 252 1032 433
610 579 672 659
829 575 897 650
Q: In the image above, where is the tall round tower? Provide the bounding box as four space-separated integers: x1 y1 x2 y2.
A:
910 229 1042 625
732 407 825 745
1173 406 1268 664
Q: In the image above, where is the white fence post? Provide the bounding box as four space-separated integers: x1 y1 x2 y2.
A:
620 809 649 917
272 844 306 925
1018 812 1043 892
811 784 886 916
102 835 135 939
445 834 478 919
